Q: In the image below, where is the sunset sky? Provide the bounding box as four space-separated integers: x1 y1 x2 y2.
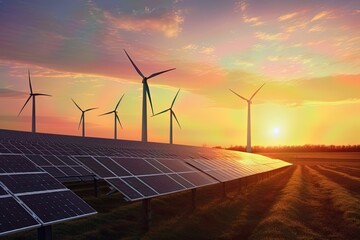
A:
0 0 359 147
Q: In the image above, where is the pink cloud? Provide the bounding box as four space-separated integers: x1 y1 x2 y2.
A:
103 9 184 38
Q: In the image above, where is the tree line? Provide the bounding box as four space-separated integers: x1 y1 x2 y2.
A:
213 144 360 152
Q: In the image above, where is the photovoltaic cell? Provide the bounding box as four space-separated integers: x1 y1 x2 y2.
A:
112 158 161 175
168 174 194 188
42 155 65 165
0 173 64 194
156 159 194 172
19 190 96 224
57 156 78 165
0 197 40 236
26 155 51 166
122 177 157 197
0 155 39 173
57 166 80 176
139 175 185 194
106 178 142 200
146 159 172 173
72 166 92 176
41 166 66 178
179 172 217 186
95 157 130 176
75 157 115 178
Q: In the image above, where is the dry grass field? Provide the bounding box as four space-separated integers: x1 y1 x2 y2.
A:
3 152 359 240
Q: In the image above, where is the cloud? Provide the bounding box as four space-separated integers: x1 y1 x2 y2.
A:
309 25 325 32
0 88 27 98
200 47 215 55
255 32 289 41
181 44 215 55
311 11 331 22
278 12 298 21
103 8 184 38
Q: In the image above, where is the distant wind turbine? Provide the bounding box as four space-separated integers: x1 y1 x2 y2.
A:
18 69 51 133
153 89 181 144
124 49 175 142
72 99 97 137
229 83 265 153
99 94 124 140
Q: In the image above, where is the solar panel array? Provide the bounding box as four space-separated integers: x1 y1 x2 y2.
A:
0 129 291 202
75 156 217 200
0 154 97 236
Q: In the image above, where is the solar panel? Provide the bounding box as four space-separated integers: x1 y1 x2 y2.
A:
19 190 96 225
106 178 143 200
0 155 39 173
0 197 40 236
0 129 292 204
0 173 64 194
26 154 95 182
75 156 115 178
139 175 185 194
111 158 161 175
0 154 97 237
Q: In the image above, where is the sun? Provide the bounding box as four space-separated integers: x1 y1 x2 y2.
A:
272 127 280 136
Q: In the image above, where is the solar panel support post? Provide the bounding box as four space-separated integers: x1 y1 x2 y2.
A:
37 225 52 240
94 177 99 197
191 188 196 212
221 182 226 200
142 198 151 232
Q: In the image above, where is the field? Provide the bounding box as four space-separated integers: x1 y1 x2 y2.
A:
3 152 360 240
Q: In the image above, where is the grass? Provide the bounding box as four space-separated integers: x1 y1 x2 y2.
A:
306 166 360 230
2 152 359 240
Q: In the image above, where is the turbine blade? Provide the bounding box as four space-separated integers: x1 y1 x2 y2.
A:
250 83 265 100
84 107 98 112
72 99 82 111
116 114 123 129
123 49 144 78
34 93 51 97
115 94 125 111
18 95 32 116
229 89 248 101
172 111 181 129
28 69 33 94
152 108 170 117
145 82 154 115
78 114 84 130
148 68 176 79
99 111 113 116
171 88 180 108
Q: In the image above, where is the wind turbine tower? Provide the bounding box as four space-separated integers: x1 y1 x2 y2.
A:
72 99 97 137
99 94 124 140
124 49 175 142
229 83 265 153
153 89 181 144
18 70 51 133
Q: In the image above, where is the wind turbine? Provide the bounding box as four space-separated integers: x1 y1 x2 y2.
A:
99 94 124 140
18 69 51 133
124 49 175 142
72 99 97 137
153 89 181 144
229 83 265 153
